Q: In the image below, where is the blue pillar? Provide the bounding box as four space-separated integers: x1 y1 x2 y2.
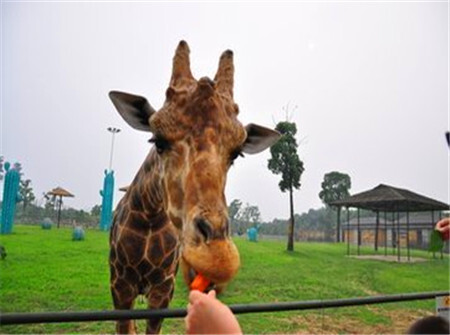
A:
99 170 115 231
1 162 21 234
247 227 258 242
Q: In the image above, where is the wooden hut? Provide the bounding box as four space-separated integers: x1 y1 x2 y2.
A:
46 187 75 228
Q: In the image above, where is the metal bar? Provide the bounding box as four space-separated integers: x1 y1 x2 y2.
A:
432 210 435 259
392 212 395 255
1 291 448 326
406 210 410 261
438 211 443 260
337 206 341 243
357 208 360 256
109 132 116 172
384 211 387 256
397 210 401 262
374 210 379 252
347 206 350 256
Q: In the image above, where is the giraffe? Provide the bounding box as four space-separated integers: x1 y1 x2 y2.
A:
108 41 280 334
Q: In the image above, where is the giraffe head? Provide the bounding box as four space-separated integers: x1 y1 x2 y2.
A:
109 41 280 291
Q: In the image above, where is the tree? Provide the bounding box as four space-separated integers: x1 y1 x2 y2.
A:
268 121 305 251
91 205 102 217
240 204 261 228
44 193 57 216
13 162 23 176
228 199 243 235
19 179 36 211
228 199 242 223
319 171 351 242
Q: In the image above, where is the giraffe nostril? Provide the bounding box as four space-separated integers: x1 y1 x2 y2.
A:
195 218 213 242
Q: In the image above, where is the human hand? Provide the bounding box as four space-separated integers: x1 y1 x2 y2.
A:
435 218 450 241
185 290 242 335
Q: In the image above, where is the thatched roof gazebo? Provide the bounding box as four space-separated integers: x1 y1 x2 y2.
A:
47 187 75 228
330 184 449 261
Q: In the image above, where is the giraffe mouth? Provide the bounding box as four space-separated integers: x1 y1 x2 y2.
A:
181 257 216 293
187 267 216 292
180 239 240 293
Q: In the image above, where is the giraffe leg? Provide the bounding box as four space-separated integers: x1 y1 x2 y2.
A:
111 280 138 334
145 276 175 334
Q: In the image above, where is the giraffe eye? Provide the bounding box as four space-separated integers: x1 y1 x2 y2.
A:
149 137 170 154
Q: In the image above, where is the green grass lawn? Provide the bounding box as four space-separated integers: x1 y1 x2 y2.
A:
0 225 448 334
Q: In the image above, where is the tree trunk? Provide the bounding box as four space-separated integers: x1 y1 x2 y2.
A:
287 187 295 251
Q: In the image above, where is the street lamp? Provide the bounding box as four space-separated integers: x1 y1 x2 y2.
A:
107 127 121 171
101 127 120 231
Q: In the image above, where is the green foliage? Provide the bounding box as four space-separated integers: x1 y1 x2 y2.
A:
259 207 336 240
240 205 261 227
228 199 242 233
19 179 36 211
14 202 99 228
267 121 304 193
319 171 351 206
90 205 102 217
0 225 448 334
259 207 379 241
428 230 444 252
44 194 57 212
228 200 262 235
12 162 23 177
268 121 304 251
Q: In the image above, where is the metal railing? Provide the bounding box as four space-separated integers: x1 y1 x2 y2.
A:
1 291 448 326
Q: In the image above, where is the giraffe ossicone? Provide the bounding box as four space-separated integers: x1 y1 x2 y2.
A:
108 40 280 334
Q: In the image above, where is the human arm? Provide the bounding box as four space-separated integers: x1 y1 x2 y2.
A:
185 290 242 335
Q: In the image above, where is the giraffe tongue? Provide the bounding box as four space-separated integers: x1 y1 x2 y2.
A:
190 273 211 292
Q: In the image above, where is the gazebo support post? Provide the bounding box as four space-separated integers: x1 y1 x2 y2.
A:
336 206 341 243
384 211 387 256
439 211 443 260
406 209 410 261
374 210 379 252
392 212 396 255
57 195 62 229
397 209 401 262
347 206 350 256
431 210 435 259
357 208 361 256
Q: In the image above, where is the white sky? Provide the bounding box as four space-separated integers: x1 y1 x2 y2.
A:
1 1 449 221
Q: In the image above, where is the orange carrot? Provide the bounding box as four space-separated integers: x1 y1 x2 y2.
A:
190 273 210 292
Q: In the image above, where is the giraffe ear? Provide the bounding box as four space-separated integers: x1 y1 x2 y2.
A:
242 123 281 154
109 91 156 132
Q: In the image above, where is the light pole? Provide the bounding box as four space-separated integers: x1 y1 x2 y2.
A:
107 127 121 171
100 127 120 231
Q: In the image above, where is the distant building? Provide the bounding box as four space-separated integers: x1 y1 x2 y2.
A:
342 212 448 251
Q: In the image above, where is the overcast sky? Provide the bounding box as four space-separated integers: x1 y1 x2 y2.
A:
1 1 448 221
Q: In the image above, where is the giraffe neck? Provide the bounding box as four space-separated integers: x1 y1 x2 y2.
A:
126 149 166 221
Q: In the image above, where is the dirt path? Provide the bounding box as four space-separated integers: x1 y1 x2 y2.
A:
290 308 432 334
348 255 429 263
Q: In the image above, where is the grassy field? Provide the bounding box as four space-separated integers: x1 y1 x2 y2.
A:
0 225 448 334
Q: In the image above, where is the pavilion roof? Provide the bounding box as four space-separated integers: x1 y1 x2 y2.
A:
47 187 75 198
330 184 448 212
